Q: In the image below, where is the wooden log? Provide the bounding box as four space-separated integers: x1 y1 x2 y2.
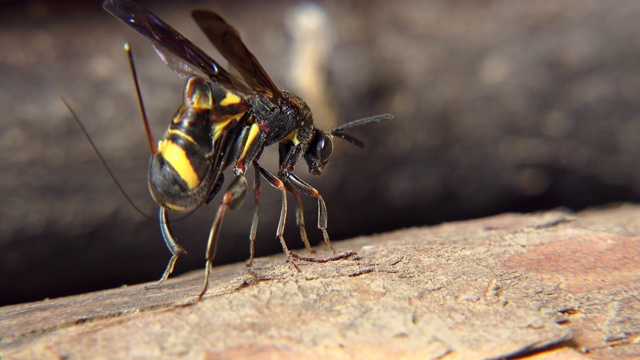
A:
1 205 639 359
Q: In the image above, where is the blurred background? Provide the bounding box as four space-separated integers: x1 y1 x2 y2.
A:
2 0 640 306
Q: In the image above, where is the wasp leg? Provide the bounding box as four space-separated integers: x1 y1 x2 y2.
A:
280 173 357 262
277 143 312 253
247 166 260 268
198 175 248 300
146 207 188 289
284 182 314 254
253 163 302 272
281 171 336 254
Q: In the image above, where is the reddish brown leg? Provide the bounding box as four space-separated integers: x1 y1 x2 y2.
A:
198 175 247 300
254 163 302 272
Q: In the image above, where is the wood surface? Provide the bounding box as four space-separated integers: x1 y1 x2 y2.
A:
1 205 639 359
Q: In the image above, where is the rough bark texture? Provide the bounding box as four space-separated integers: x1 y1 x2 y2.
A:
2 205 639 359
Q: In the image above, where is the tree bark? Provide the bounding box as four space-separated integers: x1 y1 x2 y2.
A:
1 205 639 359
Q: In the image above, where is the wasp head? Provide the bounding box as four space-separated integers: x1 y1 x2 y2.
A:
302 113 394 175
303 129 334 175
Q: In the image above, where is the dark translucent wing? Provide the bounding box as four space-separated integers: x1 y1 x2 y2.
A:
192 9 283 98
150 44 208 79
102 0 235 87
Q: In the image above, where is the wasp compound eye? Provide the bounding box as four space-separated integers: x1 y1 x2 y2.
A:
318 133 333 164
304 131 333 175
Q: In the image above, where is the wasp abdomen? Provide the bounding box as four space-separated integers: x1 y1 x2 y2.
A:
149 77 216 211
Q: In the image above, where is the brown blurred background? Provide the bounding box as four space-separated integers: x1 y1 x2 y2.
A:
2 0 640 306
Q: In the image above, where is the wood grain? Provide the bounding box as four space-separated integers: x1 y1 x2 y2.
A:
1 205 639 359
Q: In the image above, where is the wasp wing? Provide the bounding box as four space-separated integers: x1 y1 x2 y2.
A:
103 0 236 88
192 9 283 98
149 44 208 79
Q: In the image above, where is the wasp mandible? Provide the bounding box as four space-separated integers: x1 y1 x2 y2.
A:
103 0 393 299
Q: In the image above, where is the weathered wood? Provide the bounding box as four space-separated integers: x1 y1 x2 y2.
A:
1 205 639 359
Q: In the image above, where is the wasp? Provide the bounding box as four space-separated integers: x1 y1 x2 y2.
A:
103 0 393 299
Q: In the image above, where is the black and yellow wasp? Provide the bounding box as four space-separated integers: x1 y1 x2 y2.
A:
103 0 392 299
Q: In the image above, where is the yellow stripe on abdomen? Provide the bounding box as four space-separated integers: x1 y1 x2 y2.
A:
157 140 201 190
167 129 196 144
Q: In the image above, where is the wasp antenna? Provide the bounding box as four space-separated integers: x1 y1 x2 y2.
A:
330 113 393 147
125 42 157 154
331 113 393 133
62 97 154 221
331 131 365 148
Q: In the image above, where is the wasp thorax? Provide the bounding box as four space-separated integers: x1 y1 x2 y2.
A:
281 90 312 121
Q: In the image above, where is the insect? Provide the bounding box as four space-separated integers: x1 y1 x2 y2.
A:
103 0 393 299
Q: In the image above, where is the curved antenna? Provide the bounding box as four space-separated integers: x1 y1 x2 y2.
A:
331 113 393 132
125 42 157 154
123 43 193 223
330 113 394 148
63 98 154 221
